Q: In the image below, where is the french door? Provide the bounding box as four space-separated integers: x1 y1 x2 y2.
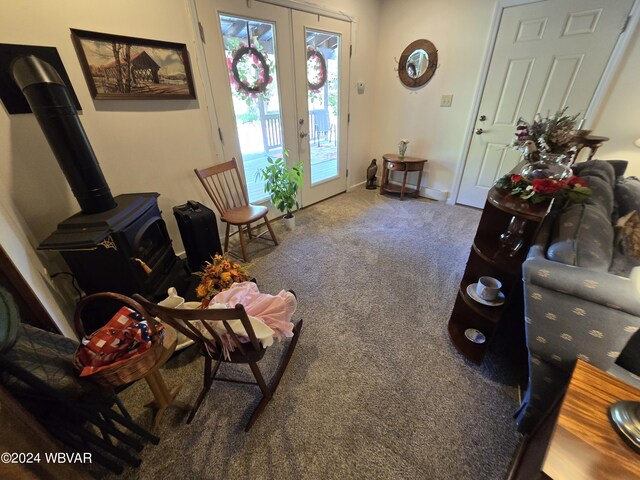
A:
196 0 350 208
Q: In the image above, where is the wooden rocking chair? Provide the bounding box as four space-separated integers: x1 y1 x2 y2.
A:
133 294 302 432
194 158 278 262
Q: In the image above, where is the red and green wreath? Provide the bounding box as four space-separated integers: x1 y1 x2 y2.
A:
227 44 273 102
306 46 327 92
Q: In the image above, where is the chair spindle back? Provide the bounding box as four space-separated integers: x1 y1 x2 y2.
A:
194 158 249 218
133 295 262 358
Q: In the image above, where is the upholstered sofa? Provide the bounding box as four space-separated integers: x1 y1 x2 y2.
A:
516 160 640 432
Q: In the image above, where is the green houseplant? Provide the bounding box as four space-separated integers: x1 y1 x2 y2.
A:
257 155 303 229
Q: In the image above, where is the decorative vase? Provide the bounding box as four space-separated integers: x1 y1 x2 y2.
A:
398 143 408 158
520 152 572 181
499 216 527 256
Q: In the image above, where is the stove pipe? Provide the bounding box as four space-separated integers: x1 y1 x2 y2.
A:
11 55 116 214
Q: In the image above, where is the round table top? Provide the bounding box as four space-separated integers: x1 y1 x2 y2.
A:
383 153 428 163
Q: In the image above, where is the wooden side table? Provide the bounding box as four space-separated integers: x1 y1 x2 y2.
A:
508 360 640 479
380 154 428 200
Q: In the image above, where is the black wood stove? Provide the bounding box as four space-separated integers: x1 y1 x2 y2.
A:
11 55 189 306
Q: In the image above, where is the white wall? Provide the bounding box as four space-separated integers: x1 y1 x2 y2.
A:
591 21 640 174
370 0 497 198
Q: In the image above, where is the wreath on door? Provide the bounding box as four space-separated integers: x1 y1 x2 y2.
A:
227 44 273 102
306 47 327 92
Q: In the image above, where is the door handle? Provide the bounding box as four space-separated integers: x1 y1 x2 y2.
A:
475 128 484 135
299 131 309 138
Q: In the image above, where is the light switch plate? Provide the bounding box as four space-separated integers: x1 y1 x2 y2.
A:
440 94 453 107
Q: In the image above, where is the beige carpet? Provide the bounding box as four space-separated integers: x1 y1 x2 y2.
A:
104 188 521 480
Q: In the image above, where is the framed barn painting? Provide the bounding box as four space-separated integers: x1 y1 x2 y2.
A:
70 29 196 100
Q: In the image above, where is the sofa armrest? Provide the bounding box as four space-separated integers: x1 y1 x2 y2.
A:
524 253 640 317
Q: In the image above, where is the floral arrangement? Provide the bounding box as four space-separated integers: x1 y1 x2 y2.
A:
495 173 592 204
509 107 580 157
195 255 251 307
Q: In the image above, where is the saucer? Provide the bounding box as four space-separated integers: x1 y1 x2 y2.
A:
467 283 505 307
464 328 486 344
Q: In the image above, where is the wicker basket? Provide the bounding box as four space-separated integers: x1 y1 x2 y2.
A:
73 292 166 388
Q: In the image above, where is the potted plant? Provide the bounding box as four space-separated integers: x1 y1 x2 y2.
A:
257 155 303 230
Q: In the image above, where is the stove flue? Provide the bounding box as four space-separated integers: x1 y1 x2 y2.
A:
11 55 116 214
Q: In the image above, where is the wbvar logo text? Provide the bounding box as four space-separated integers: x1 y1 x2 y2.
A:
46 452 92 463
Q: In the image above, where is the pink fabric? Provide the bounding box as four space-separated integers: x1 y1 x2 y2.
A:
213 282 296 339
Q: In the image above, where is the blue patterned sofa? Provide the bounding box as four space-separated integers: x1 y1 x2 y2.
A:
516 160 640 432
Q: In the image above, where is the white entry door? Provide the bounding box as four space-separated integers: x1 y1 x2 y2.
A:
292 11 350 205
456 0 633 208
195 0 350 209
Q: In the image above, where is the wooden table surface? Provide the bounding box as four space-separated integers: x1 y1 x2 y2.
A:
543 360 640 480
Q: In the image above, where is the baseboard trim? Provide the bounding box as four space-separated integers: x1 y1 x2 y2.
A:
386 180 449 201
348 180 367 191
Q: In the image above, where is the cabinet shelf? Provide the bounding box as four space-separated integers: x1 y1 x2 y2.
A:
448 187 548 365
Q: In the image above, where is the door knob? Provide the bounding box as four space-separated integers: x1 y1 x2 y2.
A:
475 128 484 135
299 131 309 138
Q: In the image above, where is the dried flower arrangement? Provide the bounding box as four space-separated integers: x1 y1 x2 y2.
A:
508 107 580 158
195 255 251 307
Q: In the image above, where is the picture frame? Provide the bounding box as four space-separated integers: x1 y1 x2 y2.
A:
70 29 196 100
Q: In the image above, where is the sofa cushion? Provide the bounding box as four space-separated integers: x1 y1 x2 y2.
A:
607 160 629 178
572 160 616 187
547 203 613 270
615 176 640 217
577 175 614 218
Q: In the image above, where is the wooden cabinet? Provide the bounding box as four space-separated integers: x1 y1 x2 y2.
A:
447 187 550 364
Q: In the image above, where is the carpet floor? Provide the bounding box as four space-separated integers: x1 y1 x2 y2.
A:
106 188 522 480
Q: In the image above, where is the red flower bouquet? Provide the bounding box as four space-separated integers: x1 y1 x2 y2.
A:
495 173 591 204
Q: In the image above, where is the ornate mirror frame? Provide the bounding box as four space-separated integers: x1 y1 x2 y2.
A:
398 39 438 88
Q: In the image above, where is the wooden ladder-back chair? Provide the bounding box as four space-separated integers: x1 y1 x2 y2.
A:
194 158 278 262
133 294 303 432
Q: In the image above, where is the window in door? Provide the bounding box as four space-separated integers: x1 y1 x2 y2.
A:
306 29 340 185
219 14 284 202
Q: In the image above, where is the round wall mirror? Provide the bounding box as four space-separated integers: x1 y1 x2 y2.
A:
398 39 438 88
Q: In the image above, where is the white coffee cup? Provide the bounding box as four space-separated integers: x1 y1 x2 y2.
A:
476 276 502 301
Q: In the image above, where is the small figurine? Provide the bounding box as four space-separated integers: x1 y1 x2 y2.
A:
522 139 539 163
366 159 378 190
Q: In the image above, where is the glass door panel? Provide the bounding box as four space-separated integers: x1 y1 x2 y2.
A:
293 11 350 206
218 14 283 203
306 30 340 185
